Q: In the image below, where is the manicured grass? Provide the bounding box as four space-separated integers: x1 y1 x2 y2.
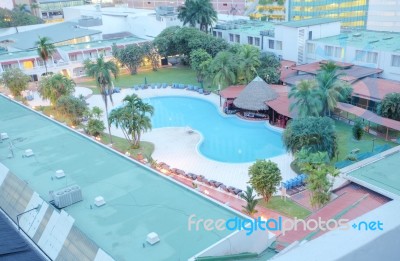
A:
100 133 154 160
79 66 216 92
334 120 395 162
258 196 311 219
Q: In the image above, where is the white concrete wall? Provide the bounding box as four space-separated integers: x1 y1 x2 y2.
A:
367 0 400 32
190 228 276 260
275 26 298 63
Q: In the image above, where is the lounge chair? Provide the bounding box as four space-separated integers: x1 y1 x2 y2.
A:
203 90 211 95
134 85 139 90
157 83 162 89
162 83 167 88
193 86 198 91
187 85 193 90
198 88 204 94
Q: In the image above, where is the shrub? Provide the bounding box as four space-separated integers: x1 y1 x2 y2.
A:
352 120 364 140
86 119 105 137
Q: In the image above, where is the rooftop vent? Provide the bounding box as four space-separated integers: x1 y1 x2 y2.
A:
55 170 65 179
353 33 362 37
0 133 8 140
50 185 82 209
369 40 379 44
338 35 349 39
146 232 160 245
383 37 393 40
94 196 106 207
24 149 34 157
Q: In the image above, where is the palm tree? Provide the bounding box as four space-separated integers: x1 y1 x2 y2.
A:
210 51 236 88
241 186 258 217
178 0 217 33
38 73 75 106
84 55 119 143
35 36 56 75
238 45 261 84
316 61 352 116
289 80 322 117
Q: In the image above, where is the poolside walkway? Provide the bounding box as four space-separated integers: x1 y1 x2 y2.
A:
28 86 297 191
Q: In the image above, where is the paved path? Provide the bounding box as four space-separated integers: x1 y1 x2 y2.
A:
29 86 297 191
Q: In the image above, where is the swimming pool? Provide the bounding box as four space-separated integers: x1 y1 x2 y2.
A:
0 95 239 261
147 96 285 163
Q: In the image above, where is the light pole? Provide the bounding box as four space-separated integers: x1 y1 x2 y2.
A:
218 84 221 106
372 138 376 152
16 204 42 231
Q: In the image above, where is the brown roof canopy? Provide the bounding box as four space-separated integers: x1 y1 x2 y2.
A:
233 76 278 111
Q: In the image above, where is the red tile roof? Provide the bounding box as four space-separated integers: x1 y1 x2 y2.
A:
352 77 400 101
219 85 245 99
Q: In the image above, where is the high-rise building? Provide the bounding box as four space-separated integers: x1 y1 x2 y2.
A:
288 0 369 29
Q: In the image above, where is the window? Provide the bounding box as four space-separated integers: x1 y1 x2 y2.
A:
307 43 315 54
269 39 274 49
255 37 260 46
235 34 240 43
355 50 366 62
355 50 377 63
229 34 233 42
391 55 400 67
308 31 313 40
324 46 334 56
334 47 343 58
276 41 282 50
213 31 217 37
248 36 253 45
367 52 378 63
69 54 77 61
218 32 222 38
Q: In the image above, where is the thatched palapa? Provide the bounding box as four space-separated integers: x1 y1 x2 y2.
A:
233 76 278 111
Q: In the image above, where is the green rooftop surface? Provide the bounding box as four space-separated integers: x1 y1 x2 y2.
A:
279 18 338 28
0 95 239 261
347 150 400 198
312 30 400 53
0 36 145 61
215 20 275 35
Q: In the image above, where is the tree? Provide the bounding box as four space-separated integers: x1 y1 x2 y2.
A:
316 61 352 116
0 7 43 28
352 120 364 140
256 53 281 84
91 106 103 120
35 36 56 74
86 119 105 137
108 94 154 148
298 151 339 208
38 74 75 106
237 45 260 84
210 51 236 88
56 95 88 125
241 186 258 217
289 80 322 117
283 117 337 159
112 44 144 75
153 26 181 57
142 42 160 71
177 0 217 32
0 68 30 97
190 49 212 84
84 55 119 143
248 160 282 202
377 93 400 121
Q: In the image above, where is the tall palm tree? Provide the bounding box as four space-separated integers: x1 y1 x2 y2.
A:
38 73 75 106
238 45 261 84
84 55 119 143
35 36 56 75
178 0 217 33
316 62 351 116
211 51 236 88
289 80 322 117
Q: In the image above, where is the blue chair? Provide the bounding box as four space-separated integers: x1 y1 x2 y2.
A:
157 83 161 89
151 84 156 89
187 85 193 90
193 86 199 91
162 83 167 88
179 84 185 89
198 88 204 94
134 85 139 90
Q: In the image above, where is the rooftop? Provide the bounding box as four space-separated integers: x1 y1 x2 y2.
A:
312 30 400 53
278 18 338 28
352 77 400 101
0 22 101 50
0 95 239 260
214 20 275 35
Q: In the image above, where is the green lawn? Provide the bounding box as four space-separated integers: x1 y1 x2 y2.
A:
334 120 396 162
100 133 154 160
258 196 311 219
79 66 216 94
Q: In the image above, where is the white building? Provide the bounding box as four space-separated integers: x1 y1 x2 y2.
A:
63 5 182 39
367 0 400 32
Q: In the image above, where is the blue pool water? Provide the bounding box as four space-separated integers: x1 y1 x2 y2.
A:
147 96 285 163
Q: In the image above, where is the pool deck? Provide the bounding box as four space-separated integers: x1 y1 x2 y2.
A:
28 86 296 192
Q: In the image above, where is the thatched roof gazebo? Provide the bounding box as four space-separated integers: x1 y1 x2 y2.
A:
233 76 278 111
